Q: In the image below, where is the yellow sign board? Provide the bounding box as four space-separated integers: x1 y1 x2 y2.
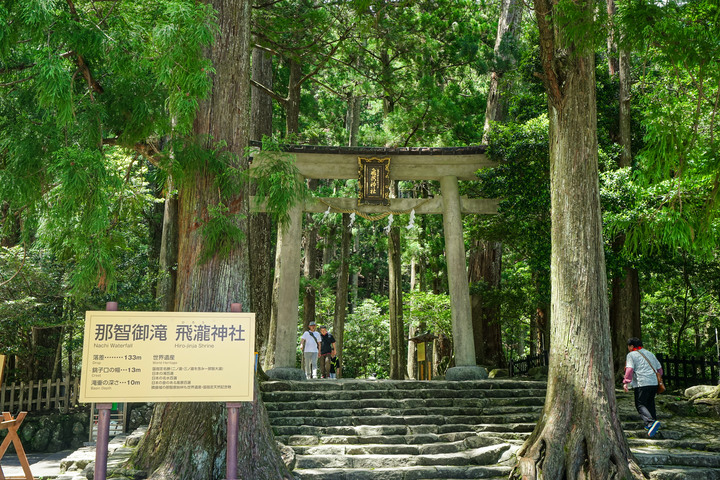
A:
417 343 426 362
79 311 255 403
0 354 5 384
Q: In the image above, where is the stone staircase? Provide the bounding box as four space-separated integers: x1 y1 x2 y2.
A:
261 379 720 480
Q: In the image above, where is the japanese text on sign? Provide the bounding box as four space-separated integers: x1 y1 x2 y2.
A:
80 311 255 403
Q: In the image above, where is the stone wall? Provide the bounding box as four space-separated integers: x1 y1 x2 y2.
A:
0 410 89 453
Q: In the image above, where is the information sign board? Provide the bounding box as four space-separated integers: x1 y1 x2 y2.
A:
79 311 255 403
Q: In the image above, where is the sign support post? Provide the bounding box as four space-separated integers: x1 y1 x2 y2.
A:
225 303 242 480
94 301 117 480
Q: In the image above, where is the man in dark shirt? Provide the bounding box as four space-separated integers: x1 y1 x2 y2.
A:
318 326 336 379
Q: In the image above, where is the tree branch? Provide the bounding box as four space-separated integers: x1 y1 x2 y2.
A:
250 78 288 105
0 75 34 87
66 0 104 95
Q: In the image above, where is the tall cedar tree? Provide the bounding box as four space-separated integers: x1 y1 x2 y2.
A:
131 1 290 478
512 0 644 477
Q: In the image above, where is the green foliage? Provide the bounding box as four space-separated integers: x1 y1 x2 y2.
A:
342 298 390 378
403 291 452 342
612 0 720 256
0 246 63 360
200 203 245 264
466 116 552 309
245 137 310 227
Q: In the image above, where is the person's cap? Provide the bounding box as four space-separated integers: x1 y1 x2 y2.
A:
309 321 316 326
319 325 327 330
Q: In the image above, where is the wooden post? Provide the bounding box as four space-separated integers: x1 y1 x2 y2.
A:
0 411 35 480
226 302 243 480
94 301 118 480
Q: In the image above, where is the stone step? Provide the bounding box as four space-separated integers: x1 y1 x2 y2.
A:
643 466 720 480
291 435 518 456
295 443 515 469
633 448 720 468
267 405 543 418
272 422 537 438
261 379 548 393
292 465 512 480
269 413 540 428
262 388 547 403
278 431 528 448
265 396 546 411
628 438 720 452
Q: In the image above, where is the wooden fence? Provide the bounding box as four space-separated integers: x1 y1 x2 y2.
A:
0 378 80 413
509 351 549 377
656 354 719 389
510 351 720 389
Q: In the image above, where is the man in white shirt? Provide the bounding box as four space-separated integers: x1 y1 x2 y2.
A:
623 337 663 437
300 321 321 379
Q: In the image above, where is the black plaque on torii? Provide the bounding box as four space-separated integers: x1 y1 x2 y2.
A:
358 157 390 206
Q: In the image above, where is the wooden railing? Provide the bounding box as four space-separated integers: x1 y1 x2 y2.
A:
510 351 720 390
0 378 80 413
656 354 719 389
509 351 549 377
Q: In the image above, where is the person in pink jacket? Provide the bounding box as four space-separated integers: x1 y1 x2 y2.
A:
623 337 663 437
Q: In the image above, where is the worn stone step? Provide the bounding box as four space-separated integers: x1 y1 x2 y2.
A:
291 435 515 456
296 443 514 469
628 438 720 452
267 405 541 418
262 388 547 404
264 396 546 411
292 465 512 480
633 448 720 468
269 413 540 428
643 466 720 480
261 379 548 393
274 422 535 437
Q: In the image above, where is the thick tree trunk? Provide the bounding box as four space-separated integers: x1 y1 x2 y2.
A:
609 260 641 375
513 0 642 477
468 239 504 368
156 178 179 312
133 2 289 478
388 226 405 380
333 213 351 378
250 46 275 362
302 213 318 329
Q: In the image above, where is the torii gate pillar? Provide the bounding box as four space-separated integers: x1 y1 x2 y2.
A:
266 204 305 380
441 175 487 380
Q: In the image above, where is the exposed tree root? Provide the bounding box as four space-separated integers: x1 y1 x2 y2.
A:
510 408 646 480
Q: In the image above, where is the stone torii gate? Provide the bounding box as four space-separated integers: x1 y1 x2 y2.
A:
251 144 498 381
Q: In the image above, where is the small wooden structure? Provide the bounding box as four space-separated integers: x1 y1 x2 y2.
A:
409 333 437 381
0 411 34 480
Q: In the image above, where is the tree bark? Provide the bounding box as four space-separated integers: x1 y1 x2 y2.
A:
250 46 275 362
333 213 351 378
513 0 643 477
468 239 504 368
302 212 318 329
133 1 289 478
609 258 641 375
156 178 178 312
388 226 405 380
